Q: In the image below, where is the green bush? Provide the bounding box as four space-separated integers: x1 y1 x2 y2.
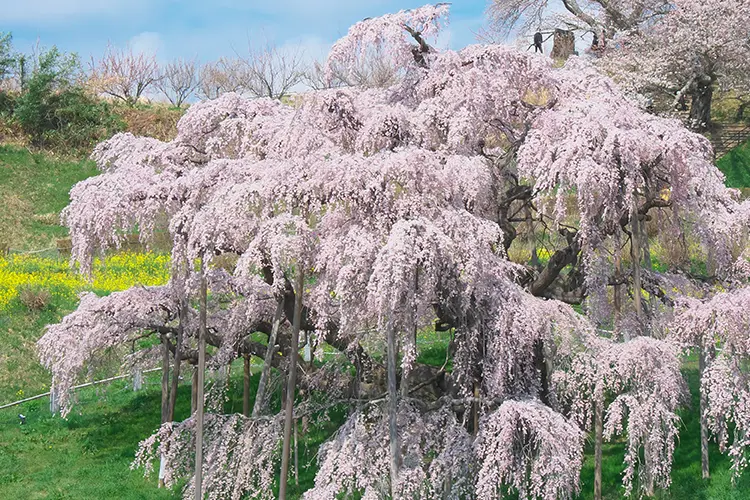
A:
41 88 123 151
13 46 123 152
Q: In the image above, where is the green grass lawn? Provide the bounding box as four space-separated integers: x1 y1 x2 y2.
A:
717 139 750 189
578 363 750 499
0 145 98 250
0 377 183 500
0 362 346 500
2 351 750 499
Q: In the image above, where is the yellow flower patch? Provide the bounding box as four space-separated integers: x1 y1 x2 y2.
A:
0 252 171 310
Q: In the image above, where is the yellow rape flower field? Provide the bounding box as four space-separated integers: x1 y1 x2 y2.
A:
0 252 170 310
0 251 171 402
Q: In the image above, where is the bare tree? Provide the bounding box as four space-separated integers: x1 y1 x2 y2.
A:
197 58 245 100
306 50 398 90
156 58 200 108
304 60 340 90
238 40 305 100
89 45 160 106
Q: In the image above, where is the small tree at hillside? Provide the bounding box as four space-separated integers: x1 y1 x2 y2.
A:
0 32 15 83
155 58 200 108
197 58 245 100
89 45 161 106
486 0 671 44
487 0 750 130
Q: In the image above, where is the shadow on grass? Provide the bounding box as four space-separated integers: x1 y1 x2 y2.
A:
578 365 750 499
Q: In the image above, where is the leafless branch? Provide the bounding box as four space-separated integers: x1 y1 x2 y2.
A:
89 44 161 106
238 40 306 100
156 58 201 107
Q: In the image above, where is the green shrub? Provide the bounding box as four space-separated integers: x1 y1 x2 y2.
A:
13 46 123 152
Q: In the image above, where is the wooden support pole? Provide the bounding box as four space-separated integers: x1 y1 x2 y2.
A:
279 270 304 500
133 368 143 391
614 231 624 339
630 205 644 330
294 418 299 486
253 298 285 418
159 336 170 488
243 355 251 418
191 367 198 414
194 259 208 500
700 345 712 479
594 399 603 500
387 317 401 497
168 301 186 422
160 338 170 423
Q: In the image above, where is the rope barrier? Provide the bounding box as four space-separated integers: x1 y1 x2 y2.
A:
0 367 161 412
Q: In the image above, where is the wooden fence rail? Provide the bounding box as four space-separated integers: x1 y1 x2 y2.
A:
712 122 750 158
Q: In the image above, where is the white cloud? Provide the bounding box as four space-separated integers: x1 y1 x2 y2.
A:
0 0 149 24
129 32 163 57
279 36 331 64
213 0 394 17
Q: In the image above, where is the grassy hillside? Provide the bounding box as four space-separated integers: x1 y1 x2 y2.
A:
0 145 172 402
0 379 183 500
0 253 170 403
2 348 750 499
717 139 750 188
0 362 347 500
0 145 98 251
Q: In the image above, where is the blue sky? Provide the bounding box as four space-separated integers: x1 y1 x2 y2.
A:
2 1 491 64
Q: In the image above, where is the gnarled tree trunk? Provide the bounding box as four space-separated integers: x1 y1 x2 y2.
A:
689 75 713 131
